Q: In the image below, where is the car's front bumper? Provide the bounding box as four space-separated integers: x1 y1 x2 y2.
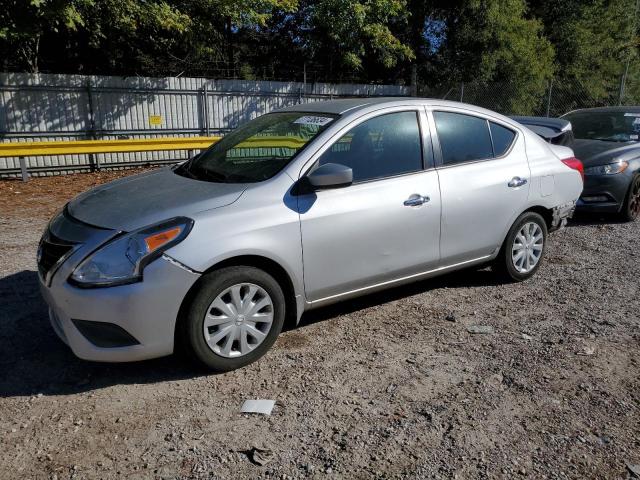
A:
38 209 201 362
40 255 200 362
576 172 631 213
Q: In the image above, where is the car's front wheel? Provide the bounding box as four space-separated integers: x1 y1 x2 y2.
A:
181 266 285 372
621 174 640 222
495 211 548 282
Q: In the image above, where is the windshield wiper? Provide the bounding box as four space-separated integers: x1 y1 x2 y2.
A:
175 160 228 182
193 166 228 182
176 160 198 179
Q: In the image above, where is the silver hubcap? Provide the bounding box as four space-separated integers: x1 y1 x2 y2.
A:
512 222 544 273
203 283 274 358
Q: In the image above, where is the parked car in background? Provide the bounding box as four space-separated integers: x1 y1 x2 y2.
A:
38 98 583 372
514 108 640 221
560 107 640 221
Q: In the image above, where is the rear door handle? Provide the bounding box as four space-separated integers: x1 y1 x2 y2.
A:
404 194 430 207
508 177 528 188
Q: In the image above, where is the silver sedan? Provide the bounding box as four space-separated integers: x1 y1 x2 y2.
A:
38 98 584 371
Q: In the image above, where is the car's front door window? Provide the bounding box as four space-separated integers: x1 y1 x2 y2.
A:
317 111 423 182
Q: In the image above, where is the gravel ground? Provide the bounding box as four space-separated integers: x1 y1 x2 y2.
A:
0 171 639 479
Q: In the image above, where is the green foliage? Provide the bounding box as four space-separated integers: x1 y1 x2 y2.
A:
424 0 554 113
310 0 414 71
0 0 95 71
1 0 639 113
531 0 640 103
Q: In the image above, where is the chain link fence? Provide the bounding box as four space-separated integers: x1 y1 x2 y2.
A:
420 77 637 117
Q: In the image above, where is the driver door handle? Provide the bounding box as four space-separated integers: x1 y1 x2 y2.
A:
404 194 430 207
508 177 528 188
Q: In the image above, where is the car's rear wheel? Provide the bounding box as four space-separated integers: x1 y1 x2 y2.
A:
495 211 548 282
181 266 285 372
621 174 640 222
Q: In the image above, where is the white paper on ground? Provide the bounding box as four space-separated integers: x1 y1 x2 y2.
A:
241 399 276 415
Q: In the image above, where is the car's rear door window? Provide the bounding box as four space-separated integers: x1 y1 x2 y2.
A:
433 111 494 165
317 111 423 182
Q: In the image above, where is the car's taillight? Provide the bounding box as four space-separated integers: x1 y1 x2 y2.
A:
561 157 584 183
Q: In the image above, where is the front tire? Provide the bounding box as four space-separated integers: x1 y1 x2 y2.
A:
621 174 640 222
181 266 285 372
495 211 548 282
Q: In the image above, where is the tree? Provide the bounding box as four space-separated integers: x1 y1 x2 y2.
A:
530 0 640 105
305 0 415 79
0 0 93 72
426 0 555 113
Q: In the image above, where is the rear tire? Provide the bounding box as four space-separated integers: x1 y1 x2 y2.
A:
180 266 285 372
495 212 548 282
620 174 640 222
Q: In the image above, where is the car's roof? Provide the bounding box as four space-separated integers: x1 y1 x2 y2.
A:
277 97 394 114
564 105 640 115
276 96 506 117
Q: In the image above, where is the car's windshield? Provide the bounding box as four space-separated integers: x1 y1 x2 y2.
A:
563 110 640 142
177 112 338 183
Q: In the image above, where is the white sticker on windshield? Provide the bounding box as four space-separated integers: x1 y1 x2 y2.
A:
294 115 333 126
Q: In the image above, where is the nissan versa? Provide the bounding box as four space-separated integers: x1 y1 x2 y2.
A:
38 98 584 372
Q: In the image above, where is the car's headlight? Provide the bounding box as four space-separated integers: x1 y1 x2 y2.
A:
584 161 628 176
70 217 193 287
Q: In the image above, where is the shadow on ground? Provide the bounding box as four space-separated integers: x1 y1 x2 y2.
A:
567 212 626 227
0 266 503 398
0 270 205 398
294 266 502 329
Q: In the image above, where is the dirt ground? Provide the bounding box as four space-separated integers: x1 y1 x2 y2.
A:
0 170 638 479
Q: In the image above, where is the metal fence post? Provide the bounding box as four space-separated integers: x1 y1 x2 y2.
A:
303 62 307 102
619 70 628 106
85 80 100 171
546 79 554 117
460 82 464 102
202 83 210 136
410 65 418 97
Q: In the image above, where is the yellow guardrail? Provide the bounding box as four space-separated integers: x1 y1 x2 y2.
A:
0 136 222 158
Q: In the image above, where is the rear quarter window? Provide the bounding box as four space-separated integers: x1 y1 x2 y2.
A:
489 122 516 156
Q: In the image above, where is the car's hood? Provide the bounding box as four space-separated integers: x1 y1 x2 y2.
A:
572 139 640 167
67 167 247 231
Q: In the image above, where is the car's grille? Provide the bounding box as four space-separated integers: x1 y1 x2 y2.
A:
38 233 76 280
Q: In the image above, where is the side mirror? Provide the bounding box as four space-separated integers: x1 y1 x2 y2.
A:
306 163 353 190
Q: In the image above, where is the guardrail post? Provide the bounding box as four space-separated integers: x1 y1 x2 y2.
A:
86 80 100 171
19 157 28 182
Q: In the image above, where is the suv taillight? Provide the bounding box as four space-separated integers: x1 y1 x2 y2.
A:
561 157 584 183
